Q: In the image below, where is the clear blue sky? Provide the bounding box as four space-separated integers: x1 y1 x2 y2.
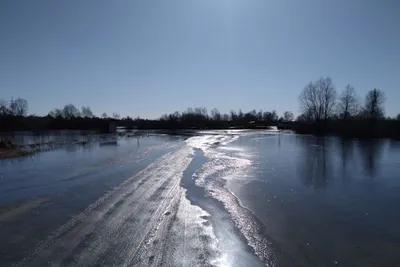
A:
1 0 399 118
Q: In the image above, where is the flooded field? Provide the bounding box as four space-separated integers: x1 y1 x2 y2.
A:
1 130 399 266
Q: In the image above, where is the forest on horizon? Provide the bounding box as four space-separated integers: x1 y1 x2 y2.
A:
1 77 400 139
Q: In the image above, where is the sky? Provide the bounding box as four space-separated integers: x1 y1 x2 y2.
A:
1 0 399 118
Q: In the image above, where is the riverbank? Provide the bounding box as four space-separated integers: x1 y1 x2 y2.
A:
0 139 87 159
0 140 37 159
0 130 172 159
0 130 185 159
0 148 37 159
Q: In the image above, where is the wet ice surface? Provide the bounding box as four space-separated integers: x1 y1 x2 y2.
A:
1 131 400 267
225 133 400 267
0 133 264 267
186 131 400 266
17 148 214 267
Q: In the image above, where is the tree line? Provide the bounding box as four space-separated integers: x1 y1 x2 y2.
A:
295 77 400 138
156 108 295 129
0 99 127 120
1 77 399 138
298 77 387 122
0 98 296 132
0 100 128 132
146 77 400 137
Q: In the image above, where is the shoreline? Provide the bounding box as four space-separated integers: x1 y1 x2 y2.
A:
0 149 38 159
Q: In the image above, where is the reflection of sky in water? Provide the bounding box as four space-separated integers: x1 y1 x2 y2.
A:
2 131 399 266
224 133 400 267
185 132 400 266
0 135 181 204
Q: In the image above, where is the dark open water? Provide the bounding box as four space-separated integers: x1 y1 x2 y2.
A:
218 132 400 266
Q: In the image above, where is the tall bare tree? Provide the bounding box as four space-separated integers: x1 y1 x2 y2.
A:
283 111 294 121
112 112 120 119
337 84 359 120
0 99 9 116
81 106 94 118
62 104 80 119
257 110 263 121
101 112 108 119
263 110 278 123
364 89 385 120
9 98 28 116
211 108 221 121
299 77 337 121
238 109 244 119
222 113 230 121
230 110 237 121
48 108 63 118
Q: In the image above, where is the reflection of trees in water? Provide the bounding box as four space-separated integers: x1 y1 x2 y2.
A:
278 133 281 149
1 132 24 145
357 139 383 178
81 141 96 152
388 139 400 154
0 152 37 165
339 138 354 176
65 144 79 153
298 136 385 185
297 136 332 188
336 138 360 185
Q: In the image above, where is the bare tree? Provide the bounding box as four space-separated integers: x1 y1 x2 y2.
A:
101 112 108 119
363 89 385 120
337 84 359 120
222 113 230 121
211 108 221 121
230 110 237 121
299 77 337 121
396 114 400 121
299 82 318 120
194 107 208 118
9 98 28 116
160 114 168 121
124 116 133 121
263 110 278 123
112 112 120 119
238 109 244 119
318 77 337 120
48 108 63 118
257 110 263 121
283 111 294 121
62 104 80 119
296 113 311 122
81 106 94 118
0 99 9 116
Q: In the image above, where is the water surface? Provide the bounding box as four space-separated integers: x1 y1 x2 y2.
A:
218 132 400 266
1 131 399 266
